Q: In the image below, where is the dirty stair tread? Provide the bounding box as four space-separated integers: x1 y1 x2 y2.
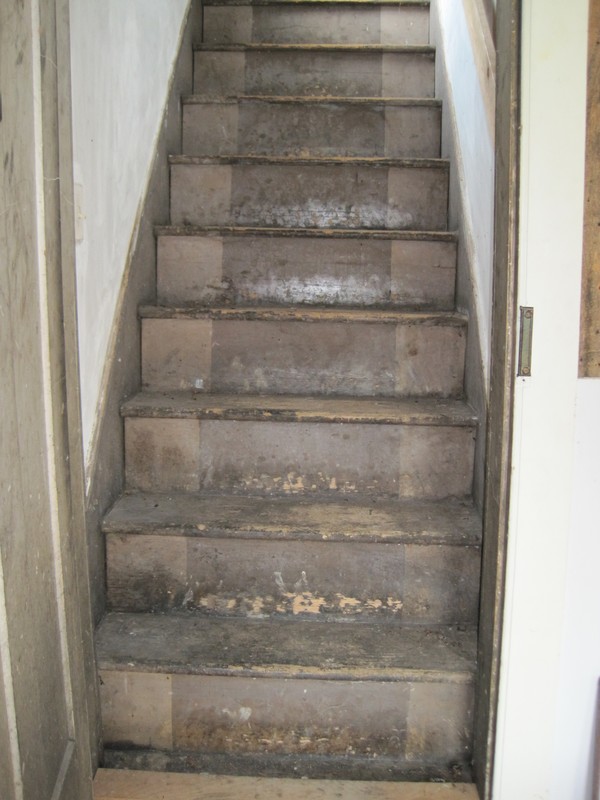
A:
96 612 476 679
183 94 441 106
204 0 430 7
139 304 466 325
93 768 477 800
169 154 447 169
195 42 434 53
155 224 457 241
103 492 481 545
121 392 477 425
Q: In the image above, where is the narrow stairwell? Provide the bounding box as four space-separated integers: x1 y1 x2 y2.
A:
95 0 481 786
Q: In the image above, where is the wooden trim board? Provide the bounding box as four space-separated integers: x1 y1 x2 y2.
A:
94 770 479 800
579 0 600 376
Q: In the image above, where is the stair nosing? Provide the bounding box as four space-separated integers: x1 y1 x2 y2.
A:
120 391 477 427
169 154 448 169
183 94 442 107
139 305 467 326
203 0 430 7
96 612 476 682
195 43 435 53
154 224 458 241
98 660 474 684
102 492 482 546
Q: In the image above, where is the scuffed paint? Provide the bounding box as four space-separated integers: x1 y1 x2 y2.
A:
187 584 403 618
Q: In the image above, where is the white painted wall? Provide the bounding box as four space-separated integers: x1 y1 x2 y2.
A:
553 381 600 798
493 1 600 797
431 0 495 389
70 0 190 462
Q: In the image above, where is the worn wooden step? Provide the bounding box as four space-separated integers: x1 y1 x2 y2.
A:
182 96 441 158
203 1 430 47
155 227 457 309
139 305 466 397
93 768 478 800
97 613 475 769
121 392 476 499
193 45 435 98
104 493 481 623
103 492 481 544
169 156 448 230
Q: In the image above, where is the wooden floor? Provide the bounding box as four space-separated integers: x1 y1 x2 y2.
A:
93 769 480 800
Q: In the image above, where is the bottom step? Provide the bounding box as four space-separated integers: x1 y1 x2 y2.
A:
94 769 479 800
93 768 479 799
97 613 475 775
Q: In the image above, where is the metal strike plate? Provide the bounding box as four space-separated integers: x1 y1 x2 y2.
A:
518 306 534 376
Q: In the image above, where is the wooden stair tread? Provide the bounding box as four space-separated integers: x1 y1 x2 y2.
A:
93 768 478 800
169 153 447 168
139 304 466 325
195 42 435 53
103 493 481 545
203 0 430 7
183 93 442 106
121 392 477 426
96 612 476 679
155 224 457 241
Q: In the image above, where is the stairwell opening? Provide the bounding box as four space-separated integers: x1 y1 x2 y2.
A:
70 0 519 796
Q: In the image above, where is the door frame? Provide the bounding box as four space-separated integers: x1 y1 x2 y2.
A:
473 0 521 796
0 1 99 797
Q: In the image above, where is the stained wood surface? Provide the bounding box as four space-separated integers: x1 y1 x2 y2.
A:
96 613 476 679
103 493 481 545
139 304 466 325
201 0 432 6
194 42 435 53
183 95 442 106
93 769 479 799
580 0 600 375
121 391 477 426
0 1 95 797
155 225 456 241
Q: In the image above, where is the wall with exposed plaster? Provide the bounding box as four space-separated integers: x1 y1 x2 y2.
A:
428 0 495 507
430 0 495 391
70 0 190 464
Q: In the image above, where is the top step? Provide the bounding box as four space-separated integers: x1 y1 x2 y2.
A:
203 1 430 46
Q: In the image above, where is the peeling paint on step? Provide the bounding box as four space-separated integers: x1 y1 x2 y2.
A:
188 587 403 618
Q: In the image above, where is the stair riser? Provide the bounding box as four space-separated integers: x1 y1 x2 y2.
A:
193 51 435 98
124 418 475 499
106 534 481 625
100 669 473 762
170 163 448 230
203 5 430 46
141 318 466 397
183 101 440 159
157 235 457 309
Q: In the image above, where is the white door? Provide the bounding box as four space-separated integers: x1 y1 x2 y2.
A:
492 1 600 798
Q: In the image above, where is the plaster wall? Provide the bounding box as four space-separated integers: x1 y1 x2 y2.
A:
493 0 600 796
430 0 495 391
429 0 495 506
70 0 190 463
552 380 600 798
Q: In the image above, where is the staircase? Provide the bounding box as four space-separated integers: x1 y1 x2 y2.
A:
95 0 481 785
